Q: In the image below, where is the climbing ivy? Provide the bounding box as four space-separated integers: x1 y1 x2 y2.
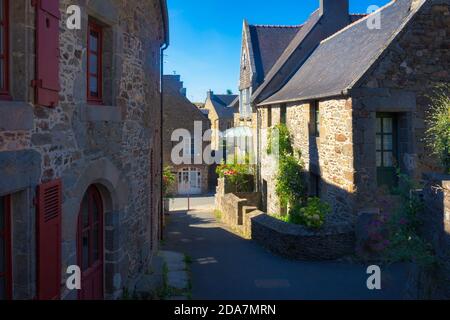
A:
267 124 306 209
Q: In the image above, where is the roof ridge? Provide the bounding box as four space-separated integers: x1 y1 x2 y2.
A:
251 24 303 29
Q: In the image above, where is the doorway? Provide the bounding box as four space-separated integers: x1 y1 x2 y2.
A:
376 113 399 191
77 186 104 300
178 168 202 195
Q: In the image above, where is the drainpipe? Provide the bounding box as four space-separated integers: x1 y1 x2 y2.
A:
160 42 168 241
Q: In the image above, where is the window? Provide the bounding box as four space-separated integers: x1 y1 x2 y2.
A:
87 19 103 104
280 104 287 124
310 101 320 137
376 113 398 190
0 195 12 300
0 0 9 98
267 108 272 128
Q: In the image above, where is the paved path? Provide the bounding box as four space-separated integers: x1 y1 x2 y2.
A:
163 197 409 300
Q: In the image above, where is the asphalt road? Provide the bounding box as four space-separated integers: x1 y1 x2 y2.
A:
163 197 409 300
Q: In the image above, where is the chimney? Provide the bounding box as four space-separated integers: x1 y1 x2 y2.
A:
319 0 349 17
207 90 214 100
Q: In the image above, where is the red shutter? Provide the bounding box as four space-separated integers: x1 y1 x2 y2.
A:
33 0 61 108
36 179 62 300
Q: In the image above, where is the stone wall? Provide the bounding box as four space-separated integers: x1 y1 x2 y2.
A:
258 99 356 225
354 0 450 209
0 0 167 299
215 178 261 237
250 211 355 260
414 173 450 298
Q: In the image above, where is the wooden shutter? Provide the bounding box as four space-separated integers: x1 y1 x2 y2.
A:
33 0 61 108
36 179 62 300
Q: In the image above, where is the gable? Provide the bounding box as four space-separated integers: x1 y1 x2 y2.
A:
259 0 422 105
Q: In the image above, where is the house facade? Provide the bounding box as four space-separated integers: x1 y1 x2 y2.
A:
163 75 211 195
202 91 237 157
256 0 449 224
0 0 168 300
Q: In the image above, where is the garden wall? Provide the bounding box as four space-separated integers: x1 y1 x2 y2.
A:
215 178 261 237
250 212 355 260
406 173 450 299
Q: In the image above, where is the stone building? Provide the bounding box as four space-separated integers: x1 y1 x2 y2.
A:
202 90 238 155
163 75 211 195
0 0 168 300
234 0 366 191
255 0 449 225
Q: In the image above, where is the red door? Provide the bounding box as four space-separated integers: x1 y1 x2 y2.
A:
77 186 104 300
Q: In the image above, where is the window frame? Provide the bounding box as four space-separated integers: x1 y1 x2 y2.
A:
0 195 12 300
0 0 10 100
280 104 287 125
310 101 320 138
267 108 272 128
87 19 103 105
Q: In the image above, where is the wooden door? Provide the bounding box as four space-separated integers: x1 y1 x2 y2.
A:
77 186 104 300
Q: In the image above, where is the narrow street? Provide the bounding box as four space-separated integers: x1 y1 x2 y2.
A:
163 197 410 300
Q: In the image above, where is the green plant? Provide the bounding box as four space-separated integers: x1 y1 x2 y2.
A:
275 154 307 208
267 124 294 156
288 198 330 229
216 154 254 192
266 124 307 210
425 83 450 174
384 173 436 267
163 166 176 197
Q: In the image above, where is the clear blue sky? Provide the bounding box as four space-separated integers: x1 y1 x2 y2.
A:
165 0 391 103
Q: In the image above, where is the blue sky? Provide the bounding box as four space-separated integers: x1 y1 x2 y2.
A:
165 0 391 102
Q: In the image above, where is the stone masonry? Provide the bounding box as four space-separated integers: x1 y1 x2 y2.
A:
0 0 168 300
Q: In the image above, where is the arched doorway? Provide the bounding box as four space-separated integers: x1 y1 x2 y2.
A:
77 185 104 300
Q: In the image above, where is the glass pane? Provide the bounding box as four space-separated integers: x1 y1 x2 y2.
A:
376 118 382 133
383 118 393 134
82 231 90 270
0 277 4 300
384 135 393 150
81 194 89 228
0 196 4 230
376 135 382 150
0 236 4 273
376 152 382 167
89 54 97 74
92 225 99 262
89 76 98 96
89 32 98 52
384 152 394 167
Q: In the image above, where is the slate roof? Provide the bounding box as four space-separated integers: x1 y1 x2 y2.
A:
251 10 368 104
209 94 238 118
248 24 301 84
260 0 421 105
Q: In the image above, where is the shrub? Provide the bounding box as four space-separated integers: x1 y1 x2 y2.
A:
163 166 176 197
425 84 450 174
383 173 435 267
288 198 330 229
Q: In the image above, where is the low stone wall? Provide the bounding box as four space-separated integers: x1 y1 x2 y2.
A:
249 212 355 260
411 173 450 299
